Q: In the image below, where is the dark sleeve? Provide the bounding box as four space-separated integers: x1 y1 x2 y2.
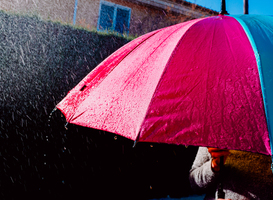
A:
189 147 220 193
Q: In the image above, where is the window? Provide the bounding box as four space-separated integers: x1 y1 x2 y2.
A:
97 0 131 34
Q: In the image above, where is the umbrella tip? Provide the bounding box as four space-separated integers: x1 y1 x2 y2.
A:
132 140 137 148
219 0 229 15
132 132 140 148
64 122 69 130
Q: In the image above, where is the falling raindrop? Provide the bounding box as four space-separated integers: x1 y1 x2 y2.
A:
10 177 14 183
0 5 141 198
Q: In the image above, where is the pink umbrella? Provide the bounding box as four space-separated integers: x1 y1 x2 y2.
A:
56 14 273 160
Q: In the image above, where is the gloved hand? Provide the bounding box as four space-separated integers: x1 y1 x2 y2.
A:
208 147 230 172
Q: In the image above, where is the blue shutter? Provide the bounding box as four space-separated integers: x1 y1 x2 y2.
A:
115 8 130 34
98 2 115 31
97 1 131 34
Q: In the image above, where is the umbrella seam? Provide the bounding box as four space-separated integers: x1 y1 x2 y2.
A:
203 16 218 145
223 17 248 136
102 20 201 138
233 16 273 157
100 30 166 133
223 16 260 150
136 17 211 142
66 30 161 125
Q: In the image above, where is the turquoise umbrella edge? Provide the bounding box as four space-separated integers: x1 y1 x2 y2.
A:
232 15 273 170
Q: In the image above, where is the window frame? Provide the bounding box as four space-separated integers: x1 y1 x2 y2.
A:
97 0 131 34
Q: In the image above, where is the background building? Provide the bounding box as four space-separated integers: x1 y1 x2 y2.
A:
0 0 218 36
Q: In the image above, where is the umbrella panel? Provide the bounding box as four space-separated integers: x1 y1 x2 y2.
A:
57 16 272 156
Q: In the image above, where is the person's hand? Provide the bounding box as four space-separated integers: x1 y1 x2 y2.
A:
208 147 230 172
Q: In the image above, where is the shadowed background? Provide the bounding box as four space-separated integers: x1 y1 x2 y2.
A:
0 10 198 199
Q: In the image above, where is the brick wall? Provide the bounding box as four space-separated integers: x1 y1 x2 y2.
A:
0 0 216 36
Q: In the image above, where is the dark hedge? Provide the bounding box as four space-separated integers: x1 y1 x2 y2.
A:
0 10 198 199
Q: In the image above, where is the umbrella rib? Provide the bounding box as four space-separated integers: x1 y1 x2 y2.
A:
122 24 188 88
135 19 206 142
102 23 193 135
65 30 161 126
70 110 87 122
223 19 262 149
95 30 162 83
202 19 217 143
100 31 174 132
222 22 249 137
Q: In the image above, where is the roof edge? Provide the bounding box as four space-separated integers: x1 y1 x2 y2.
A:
126 0 218 18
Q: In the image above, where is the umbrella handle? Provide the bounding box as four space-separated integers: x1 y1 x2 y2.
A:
217 156 225 199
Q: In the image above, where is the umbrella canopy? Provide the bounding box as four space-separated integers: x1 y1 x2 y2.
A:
57 15 273 158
